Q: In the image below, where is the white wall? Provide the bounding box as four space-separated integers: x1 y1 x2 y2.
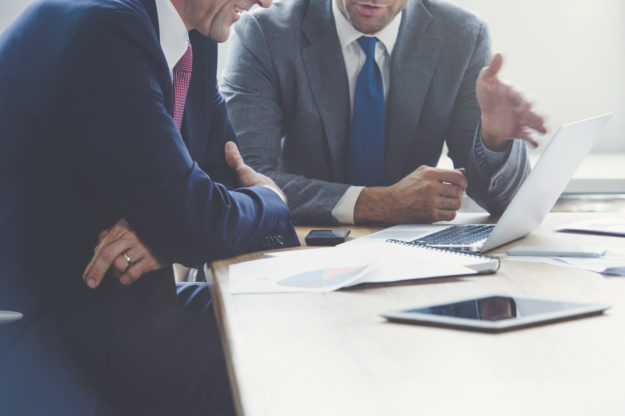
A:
450 0 625 153
4 0 624 152
0 1 31 29
229 0 625 154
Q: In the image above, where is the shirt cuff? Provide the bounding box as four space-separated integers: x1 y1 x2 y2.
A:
331 186 365 225
478 133 510 165
261 185 286 203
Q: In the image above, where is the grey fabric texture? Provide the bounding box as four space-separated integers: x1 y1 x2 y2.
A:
221 0 530 224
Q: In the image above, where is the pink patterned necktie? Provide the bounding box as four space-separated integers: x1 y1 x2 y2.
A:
172 43 193 130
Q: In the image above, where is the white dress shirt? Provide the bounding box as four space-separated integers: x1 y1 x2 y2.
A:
330 1 507 224
155 0 189 76
155 0 286 205
330 1 401 224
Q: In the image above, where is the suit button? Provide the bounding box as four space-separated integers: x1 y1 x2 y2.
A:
260 236 270 249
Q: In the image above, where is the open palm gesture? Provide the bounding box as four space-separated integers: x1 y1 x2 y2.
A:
477 53 547 151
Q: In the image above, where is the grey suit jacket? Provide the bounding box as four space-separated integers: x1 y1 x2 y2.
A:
221 0 530 224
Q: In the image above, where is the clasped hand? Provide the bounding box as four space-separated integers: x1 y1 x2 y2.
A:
82 142 285 289
354 166 467 224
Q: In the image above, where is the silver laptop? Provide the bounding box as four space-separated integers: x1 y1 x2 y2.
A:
410 113 613 253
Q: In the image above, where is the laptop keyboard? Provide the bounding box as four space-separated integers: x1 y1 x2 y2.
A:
411 224 495 247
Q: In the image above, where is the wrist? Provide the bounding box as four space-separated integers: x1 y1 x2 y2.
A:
480 122 508 152
261 184 287 204
353 186 391 224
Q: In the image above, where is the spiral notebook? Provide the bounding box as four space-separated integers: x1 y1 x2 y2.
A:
356 239 500 285
229 240 499 294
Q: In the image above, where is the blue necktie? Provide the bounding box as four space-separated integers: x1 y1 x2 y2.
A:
346 36 385 186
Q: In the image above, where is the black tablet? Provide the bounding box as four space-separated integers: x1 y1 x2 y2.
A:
381 295 609 332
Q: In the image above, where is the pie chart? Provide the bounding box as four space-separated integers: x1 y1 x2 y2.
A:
278 266 366 289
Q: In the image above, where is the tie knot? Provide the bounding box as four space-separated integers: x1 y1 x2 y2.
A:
175 43 193 74
357 36 377 60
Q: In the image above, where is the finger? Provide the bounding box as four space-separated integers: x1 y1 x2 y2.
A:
119 257 162 286
224 141 245 171
111 254 129 279
507 88 524 107
83 235 133 289
522 111 547 134
435 169 468 190
95 219 130 248
119 260 145 286
97 229 109 245
93 218 129 252
434 208 457 222
512 97 546 134
437 193 463 210
514 99 532 115
515 127 539 148
110 246 144 278
483 53 503 80
435 182 464 200
85 221 130 277
234 164 257 188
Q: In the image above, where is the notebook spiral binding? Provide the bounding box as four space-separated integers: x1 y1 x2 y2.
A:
385 239 501 271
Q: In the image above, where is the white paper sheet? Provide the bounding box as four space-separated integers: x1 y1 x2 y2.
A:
229 241 497 294
499 249 625 277
559 216 625 237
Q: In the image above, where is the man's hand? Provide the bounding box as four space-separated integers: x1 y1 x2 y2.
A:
476 53 547 151
354 166 468 224
82 218 168 289
224 141 287 202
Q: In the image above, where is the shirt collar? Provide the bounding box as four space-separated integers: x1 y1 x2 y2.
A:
155 0 190 74
331 0 402 56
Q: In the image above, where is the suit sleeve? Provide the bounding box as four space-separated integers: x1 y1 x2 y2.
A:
187 33 240 188
220 15 351 225
445 22 530 216
196 82 240 188
45 9 298 267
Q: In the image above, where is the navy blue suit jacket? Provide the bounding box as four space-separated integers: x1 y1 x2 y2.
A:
0 0 298 296
0 1 298 405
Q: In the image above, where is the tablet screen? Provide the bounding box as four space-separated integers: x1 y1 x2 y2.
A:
382 296 609 332
409 296 518 321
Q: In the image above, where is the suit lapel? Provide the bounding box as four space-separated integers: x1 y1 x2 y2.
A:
139 0 175 119
140 0 159 34
384 0 442 183
183 30 211 158
141 0 211 162
301 0 351 181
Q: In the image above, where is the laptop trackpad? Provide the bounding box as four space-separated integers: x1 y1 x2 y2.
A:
345 225 449 245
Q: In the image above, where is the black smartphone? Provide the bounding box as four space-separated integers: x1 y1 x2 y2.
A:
305 229 350 246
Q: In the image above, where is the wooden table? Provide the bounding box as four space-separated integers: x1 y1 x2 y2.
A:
210 213 625 416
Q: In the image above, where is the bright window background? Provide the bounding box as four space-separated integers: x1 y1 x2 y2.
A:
4 1 624 155
451 0 625 154
0 2 30 33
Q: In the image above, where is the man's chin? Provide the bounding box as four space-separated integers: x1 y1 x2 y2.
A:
348 15 389 34
196 24 231 43
209 27 232 43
